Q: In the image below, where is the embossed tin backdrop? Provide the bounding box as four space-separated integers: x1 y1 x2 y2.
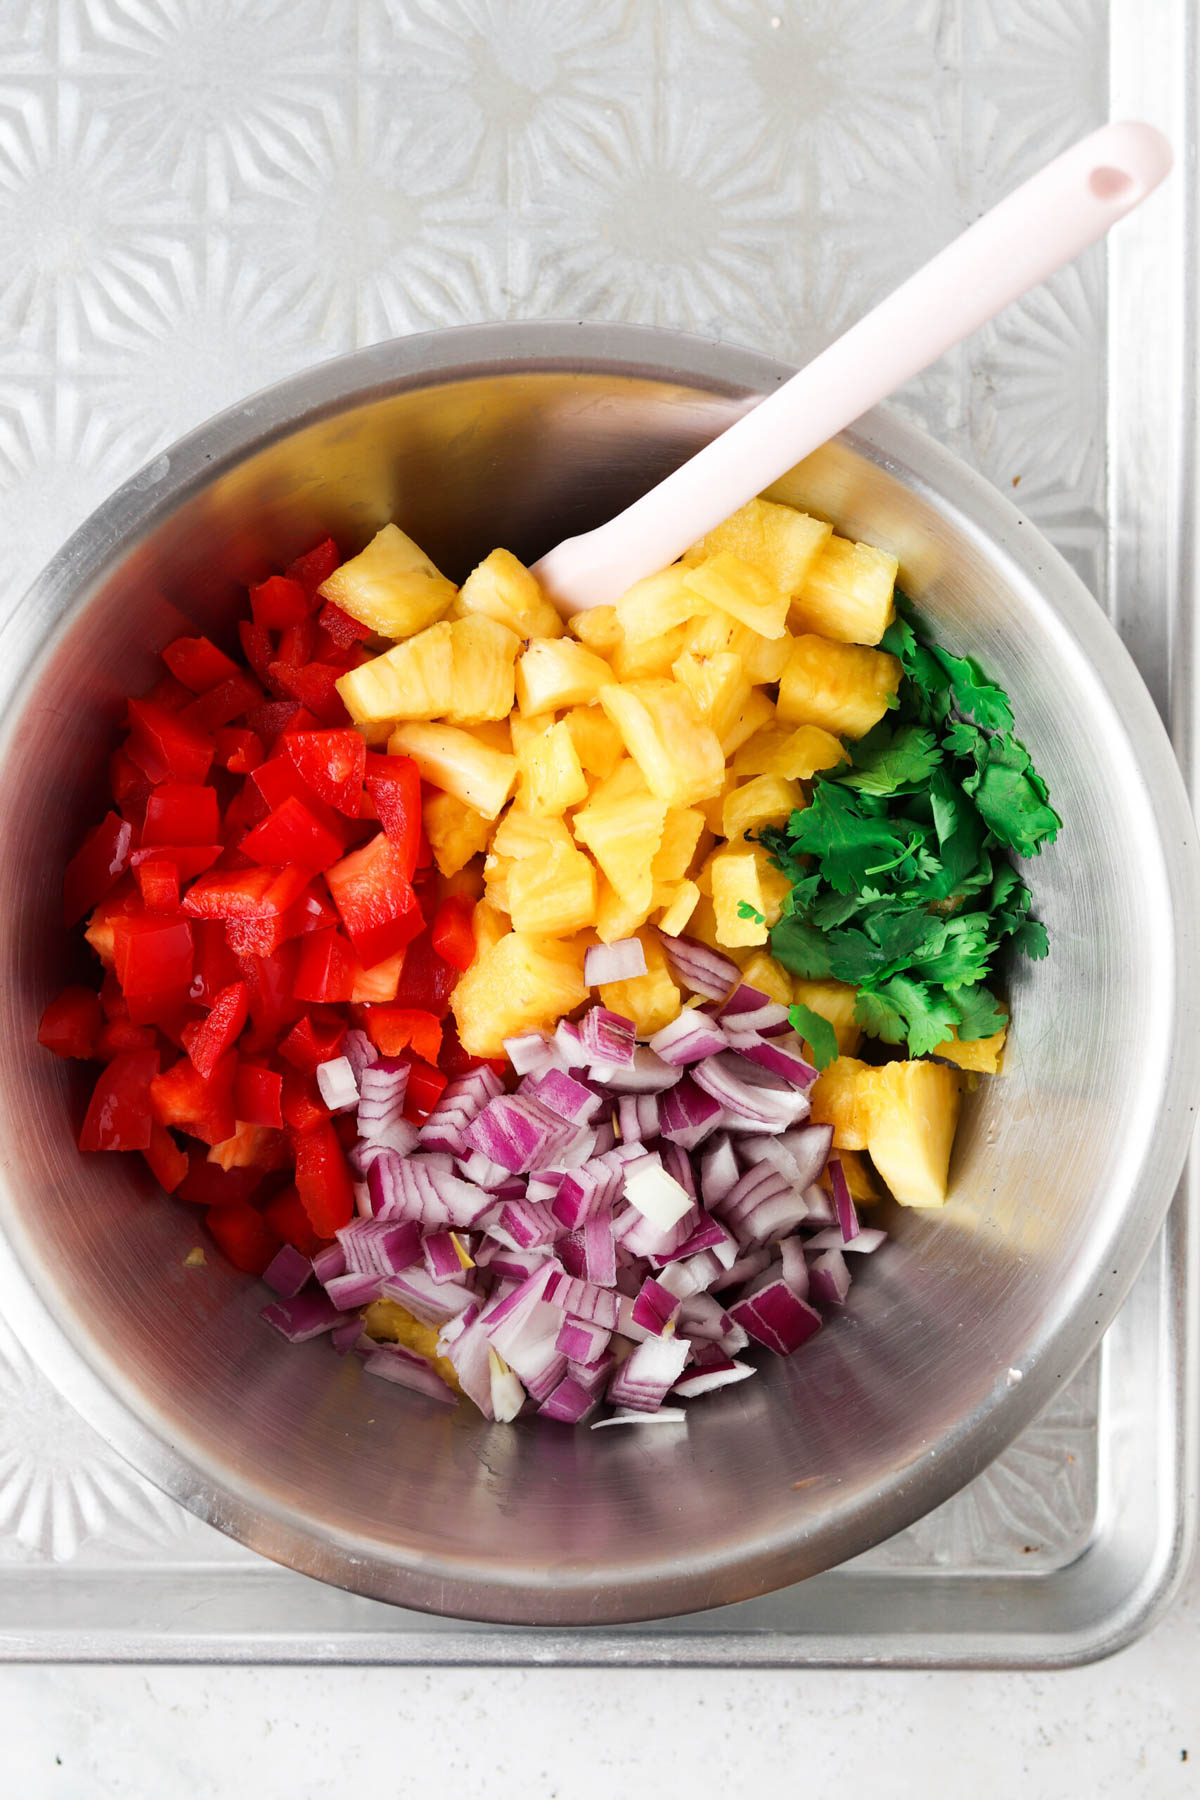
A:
0 0 1192 1663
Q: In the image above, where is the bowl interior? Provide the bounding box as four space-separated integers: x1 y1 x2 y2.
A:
0 335 1193 1626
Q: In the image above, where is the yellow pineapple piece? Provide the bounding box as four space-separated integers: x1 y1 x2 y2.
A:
861 1060 963 1207
597 679 725 808
208 1122 276 1171
349 950 405 1003
721 774 803 844
743 632 792 686
573 784 668 913
936 1023 1007 1074
463 718 512 755
451 929 588 1058
319 523 456 639
569 606 623 657
388 722 516 819
363 1299 460 1394
734 720 848 781
586 755 651 809
777 634 901 739
657 879 701 937
595 874 654 944
506 833 597 936
789 535 898 645
719 689 775 759
684 497 833 597
791 977 862 1055
508 710 554 754
489 810 566 861
751 844 791 928
445 615 521 725
471 900 508 960
738 950 792 1005
599 928 681 1036
700 771 738 835
672 648 752 744
682 550 789 639
710 847 770 947
517 638 615 714
454 547 563 639
651 807 706 886
515 718 588 816
611 624 688 682
336 619 453 725
615 566 703 643
810 1055 873 1150
562 705 626 780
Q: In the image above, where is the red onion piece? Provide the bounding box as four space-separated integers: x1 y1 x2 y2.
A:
657 932 741 1002
728 1280 823 1354
261 1290 344 1342
808 1246 852 1308
363 1343 457 1404
584 937 647 985
606 1335 691 1411
648 1009 729 1066
262 1244 311 1298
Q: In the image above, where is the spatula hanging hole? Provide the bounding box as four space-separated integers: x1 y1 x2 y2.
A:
1089 165 1135 201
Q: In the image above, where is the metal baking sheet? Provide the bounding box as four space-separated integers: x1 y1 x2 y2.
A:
0 0 1192 1665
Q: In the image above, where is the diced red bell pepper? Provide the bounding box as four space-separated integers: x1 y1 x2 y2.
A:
233 1060 284 1129
252 754 349 838
143 672 194 713
181 980 248 1079
293 927 356 1005
362 753 422 878
142 783 221 847
293 1119 354 1237
96 1016 158 1060
244 699 320 748
79 1048 160 1152
263 1183 326 1256
278 1012 346 1074
347 948 404 1003
176 1152 263 1208
188 919 243 1006
274 617 317 670
64 811 133 926
111 915 194 1022
239 941 305 1045
250 574 310 631
325 829 423 969
162 636 242 694
223 913 291 959
131 842 222 882
38 985 103 1059
207 1119 287 1172
214 727 263 775
206 1202 280 1276
238 620 277 689
286 536 341 598
182 864 309 922
126 699 214 785
280 1064 329 1134
142 1120 189 1193
150 1051 237 1146
285 730 366 817
431 893 475 972
239 795 345 873
177 670 263 735
134 858 181 912
317 598 370 647
402 1056 448 1124
269 659 350 728
110 747 153 809
390 924 458 1019
281 881 339 938
363 1006 442 1064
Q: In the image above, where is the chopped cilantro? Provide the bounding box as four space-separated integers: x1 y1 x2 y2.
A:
766 593 1058 1059
789 1003 839 1072
736 900 766 925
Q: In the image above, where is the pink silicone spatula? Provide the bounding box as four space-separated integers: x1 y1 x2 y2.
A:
532 120 1171 616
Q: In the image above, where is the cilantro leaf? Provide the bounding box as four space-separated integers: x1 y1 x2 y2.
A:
782 784 917 896
788 1004 839 1072
770 915 835 980
835 723 941 796
963 735 1061 855
952 983 1009 1041
1011 919 1049 960
736 900 766 925
872 975 960 1057
853 987 908 1045
929 645 1015 731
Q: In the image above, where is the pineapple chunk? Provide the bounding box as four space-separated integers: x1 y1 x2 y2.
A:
734 720 848 781
742 632 792 686
862 1060 963 1207
573 784 668 913
791 977 862 1055
489 810 566 861
719 689 775 759
936 1024 1007 1074
570 606 623 657
721 774 803 843
738 950 792 1005
388 722 516 819
678 608 790 687
615 566 703 643
587 755 651 809
515 719 588 816
684 497 833 596
611 624 688 682
319 523 456 640
338 613 519 727
751 844 791 927
683 550 789 639
789 535 898 645
562 705 625 780
597 680 726 808
363 1298 461 1394
651 807 706 886
598 929 681 1035
508 710 554 754
810 1055 873 1150
446 615 521 724
700 771 738 835
517 638 615 714
451 929 588 1058
657 879 701 937
454 547 563 639
710 847 769 947
506 828 597 936
461 718 512 755
777 635 901 740
672 648 752 744
471 900 509 959
595 874 654 944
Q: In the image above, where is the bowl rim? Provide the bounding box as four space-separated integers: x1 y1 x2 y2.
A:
1 319 1197 1625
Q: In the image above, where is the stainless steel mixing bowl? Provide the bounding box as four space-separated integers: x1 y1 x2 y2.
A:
0 322 1196 1627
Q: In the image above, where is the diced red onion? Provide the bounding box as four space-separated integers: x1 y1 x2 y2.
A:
711 1247 772 1292
730 1030 817 1092
654 1213 735 1267
262 1244 311 1298
466 1092 580 1173
556 1317 611 1362
550 1163 621 1230
330 1316 365 1355
826 1157 860 1243
624 1160 694 1231
357 1056 414 1152
658 1140 696 1200
578 1006 636 1067
367 1152 492 1229
337 1217 422 1278
806 1225 887 1254
672 1352 755 1397
659 1075 724 1150
485 1197 559 1251
424 1230 469 1283
323 1270 384 1311
455 1148 514 1190
362 1343 457 1404
657 932 740 1002
631 1276 680 1336
311 1242 347 1284
567 1350 618 1397
315 1055 359 1113
591 1406 687 1428
718 984 791 1036
606 1335 691 1411
539 1373 601 1423
488 1348 527 1421
616 1092 659 1145
381 1266 476 1327
779 1235 810 1299
419 1066 504 1155
808 1246 852 1308
648 1009 729 1066
728 1279 823 1354
545 1269 621 1330
472 1241 550 1282
523 1067 603 1126
691 1052 811 1132
699 1134 740 1207
341 1028 378 1084
584 937 647 985
503 1031 555 1076
801 1182 837 1228
261 1290 344 1342
676 1291 733 1340
441 1314 496 1417
581 1213 617 1286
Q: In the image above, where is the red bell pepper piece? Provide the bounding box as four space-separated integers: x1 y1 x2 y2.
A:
263 1183 326 1256
269 659 350 727
431 893 475 972
182 864 309 922
238 620 277 689
142 783 221 847
142 1120 189 1193
79 1048 160 1152
111 915 194 1022
214 727 263 774
252 754 349 837
162 636 241 694
176 1152 263 1208
181 980 248 1079
250 574 310 630
223 914 288 959
317 599 370 648
177 670 263 735
244 699 320 748
293 1119 354 1237
110 747 153 810
325 829 423 968
293 927 356 1005
239 941 305 1045
362 754 422 878
150 1051 237 1146
131 842 222 884
63 811 133 926
233 1060 284 1129
96 1016 158 1060
282 880 339 937
38 986 103 1059
143 672 194 713
390 924 458 1018
239 795 345 873
206 1202 280 1276
126 699 214 785
188 919 243 1005
285 730 366 817
278 1012 346 1074
280 1064 328 1134
286 536 341 597
134 858 181 912
402 1056 448 1124
274 617 317 670
362 1006 442 1064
